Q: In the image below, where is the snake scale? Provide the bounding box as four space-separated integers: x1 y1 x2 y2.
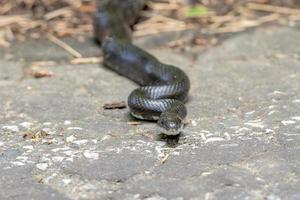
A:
94 0 190 135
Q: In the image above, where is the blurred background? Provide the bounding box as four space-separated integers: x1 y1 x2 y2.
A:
0 0 300 48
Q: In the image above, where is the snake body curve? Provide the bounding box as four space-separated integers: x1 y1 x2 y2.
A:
94 0 190 135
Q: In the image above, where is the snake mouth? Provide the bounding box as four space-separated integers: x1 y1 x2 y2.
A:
156 124 183 136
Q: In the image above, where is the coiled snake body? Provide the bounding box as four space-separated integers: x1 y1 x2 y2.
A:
94 0 190 135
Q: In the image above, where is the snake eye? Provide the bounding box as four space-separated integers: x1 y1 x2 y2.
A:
158 118 165 127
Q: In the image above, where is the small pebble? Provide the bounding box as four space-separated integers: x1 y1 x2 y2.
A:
23 145 34 150
68 127 83 130
281 120 296 126
83 150 99 160
66 135 76 143
205 137 225 143
2 126 19 132
64 120 72 125
72 139 88 145
36 163 48 171
11 161 25 166
19 122 33 129
52 156 64 162
43 122 52 126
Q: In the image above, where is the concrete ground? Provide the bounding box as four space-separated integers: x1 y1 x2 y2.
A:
0 26 299 200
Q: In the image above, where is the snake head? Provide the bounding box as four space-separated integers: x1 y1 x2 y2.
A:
157 112 184 136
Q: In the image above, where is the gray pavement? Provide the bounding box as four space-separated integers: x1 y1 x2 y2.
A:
0 26 300 200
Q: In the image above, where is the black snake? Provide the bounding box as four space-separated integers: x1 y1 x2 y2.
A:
94 0 190 135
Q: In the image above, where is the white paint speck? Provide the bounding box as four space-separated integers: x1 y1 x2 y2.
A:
220 143 239 147
265 129 274 134
292 99 300 103
51 147 70 152
282 132 299 136
63 150 74 156
281 120 296 126
67 127 83 130
268 110 278 116
255 177 265 182
201 172 212 176
52 156 64 162
137 140 146 144
244 120 264 129
82 183 97 190
2 125 19 132
66 157 74 162
271 90 286 96
11 161 25 166
200 133 207 141
230 126 240 130
83 150 99 160
72 139 88 145
19 122 33 129
291 116 300 121
286 138 294 141
224 132 231 140
16 156 28 161
200 130 210 133
43 122 52 126
266 194 281 200
0 141 4 146
62 178 72 185
236 127 251 133
100 135 111 141
66 135 76 143
23 145 34 150
191 120 197 126
64 120 72 125
36 163 48 170
205 137 225 143
251 131 263 136
92 139 98 144
268 105 276 109
245 110 255 115
42 127 51 132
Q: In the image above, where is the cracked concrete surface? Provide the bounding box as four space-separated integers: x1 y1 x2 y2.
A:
0 26 300 200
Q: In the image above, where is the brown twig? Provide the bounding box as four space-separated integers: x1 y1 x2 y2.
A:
31 61 57 67
103 101 127 109
46 34 82 58
127 121 142 126
212 13 280 33
289 15 300 21
247 3 300 15
0 15 30 27
44 7 72 20
70 57 102 64
134 14 194 37
32 70 54 78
